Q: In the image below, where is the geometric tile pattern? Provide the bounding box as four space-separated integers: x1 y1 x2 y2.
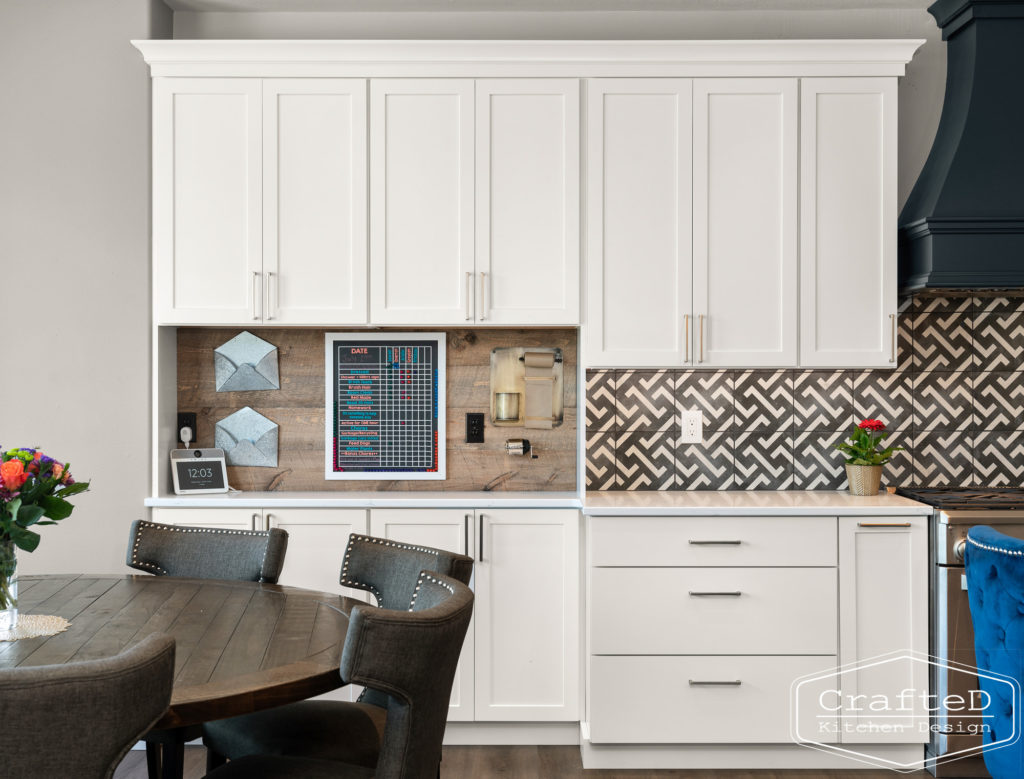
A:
615 430 677 490
793 371 853 432
585 296 1024 491
912 372 973 430
676 370 733 431
734 432 793 490
677 432 734 490
972 430 1024 487
616 370 676 431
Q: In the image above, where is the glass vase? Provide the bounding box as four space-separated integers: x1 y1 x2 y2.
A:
0 539 18 631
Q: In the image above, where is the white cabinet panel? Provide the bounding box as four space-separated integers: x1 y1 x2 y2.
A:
693 79 797 367
474 509 579 721
476 80 579 325
151 507 258 530
368 508 475 722
800 78 898 368
370 80 474 324
838 517 928 744
267 509 368 598
586 79 693 366
263 80 367 324
590 655 838 744
591 567 836 655
154 78 261 324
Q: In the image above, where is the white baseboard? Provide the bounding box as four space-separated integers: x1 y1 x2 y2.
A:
579 723 925 770
443 722 580 746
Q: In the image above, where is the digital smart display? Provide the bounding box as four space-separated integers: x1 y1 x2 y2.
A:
170 449 229 494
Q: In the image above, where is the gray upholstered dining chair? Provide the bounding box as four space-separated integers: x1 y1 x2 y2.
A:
0 633 175 779
202 533 474 773
204 570 475 779
126 518 289 583
125 518 289 779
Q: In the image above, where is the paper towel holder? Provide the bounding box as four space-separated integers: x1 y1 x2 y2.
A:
489 347 563 429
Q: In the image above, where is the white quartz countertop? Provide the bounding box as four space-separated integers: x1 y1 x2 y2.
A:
583 490 932 516
145 491 582 509
146 490 931 515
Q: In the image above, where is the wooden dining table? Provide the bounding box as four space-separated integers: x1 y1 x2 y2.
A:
0 574 354 777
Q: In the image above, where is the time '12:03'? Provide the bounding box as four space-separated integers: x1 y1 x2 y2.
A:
188 467 214 478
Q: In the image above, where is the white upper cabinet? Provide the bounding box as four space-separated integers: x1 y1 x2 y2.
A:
153 77 368 325
154 78 262 325
263 80 368 324
693 79 797 367
371 78 580 326
476 80 580 325
800 78 898 368
369 80 475 325
586 79 693 366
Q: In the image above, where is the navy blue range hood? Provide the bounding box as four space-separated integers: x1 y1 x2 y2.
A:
898 0 1024 294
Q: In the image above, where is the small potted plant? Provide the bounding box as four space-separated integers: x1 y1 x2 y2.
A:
834 419 903 496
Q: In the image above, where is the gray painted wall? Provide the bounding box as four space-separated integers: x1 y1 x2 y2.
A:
0 0 172 574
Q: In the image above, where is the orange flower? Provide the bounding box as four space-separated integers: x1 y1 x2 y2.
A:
0 459 28 489
52 463 63 480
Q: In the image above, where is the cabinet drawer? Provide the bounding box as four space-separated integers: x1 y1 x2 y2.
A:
590 516 836 567
591 567 836 654
589 655 837 743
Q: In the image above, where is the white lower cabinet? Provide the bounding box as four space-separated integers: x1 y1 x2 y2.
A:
587 514 927 751
370 508 580 723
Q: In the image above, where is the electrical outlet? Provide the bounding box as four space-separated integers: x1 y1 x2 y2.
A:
177 412 197 446
466 413 485 443
679 409 703 444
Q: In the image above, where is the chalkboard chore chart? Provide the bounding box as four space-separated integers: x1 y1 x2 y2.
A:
324 332 446 480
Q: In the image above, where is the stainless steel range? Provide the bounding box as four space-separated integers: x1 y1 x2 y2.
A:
896 487 1024 778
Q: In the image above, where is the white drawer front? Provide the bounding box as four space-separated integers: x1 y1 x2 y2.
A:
590 516 836 567
589 655 838 744
591 567 836 655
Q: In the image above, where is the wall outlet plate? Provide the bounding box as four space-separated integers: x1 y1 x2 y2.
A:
177 412 197 445
680 409 703 444
466 412 485 443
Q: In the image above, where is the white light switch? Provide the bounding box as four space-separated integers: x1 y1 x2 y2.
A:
680 409 703 444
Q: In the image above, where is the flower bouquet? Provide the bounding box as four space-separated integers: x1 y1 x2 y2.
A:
0 448 90 628
833 420 903 496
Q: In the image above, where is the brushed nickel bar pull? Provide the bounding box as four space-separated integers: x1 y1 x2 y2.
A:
699 314 705 363
684 314 690 363
479 271 487 321
464 513 471 557
253 513 262 531
479 513 486 561
689 679 742 686
252 271 261 321
465 272 472 321
267 271 277 321
688 540 742 546
858 521 912 528
890 313 897 363
689 591 742 597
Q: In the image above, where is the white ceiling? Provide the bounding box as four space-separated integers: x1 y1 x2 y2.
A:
164 0 930 12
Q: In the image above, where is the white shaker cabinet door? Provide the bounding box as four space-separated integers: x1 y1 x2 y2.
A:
474 509 579 721
153 78 262 325
800 78 898 368
368 508 476 722
150 507 259 531
475 80 580 325
585 79 693 366
692 78 798 367
263 80 368 324
837 516 928 744
369 80 475 325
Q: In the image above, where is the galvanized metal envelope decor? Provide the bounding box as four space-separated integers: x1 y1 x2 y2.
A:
215 331 280 392
215 407 279 468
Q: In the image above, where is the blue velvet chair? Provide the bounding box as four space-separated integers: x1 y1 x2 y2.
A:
965 525 1024 779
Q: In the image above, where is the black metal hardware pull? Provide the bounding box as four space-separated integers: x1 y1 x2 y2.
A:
688 540 741 545
689 679 742 686
688 591 742 597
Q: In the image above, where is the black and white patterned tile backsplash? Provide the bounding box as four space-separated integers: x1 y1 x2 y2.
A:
585 296 1024 490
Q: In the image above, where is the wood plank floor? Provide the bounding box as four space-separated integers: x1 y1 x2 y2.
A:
113 746 934 778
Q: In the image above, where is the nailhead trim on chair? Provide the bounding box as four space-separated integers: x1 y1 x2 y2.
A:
408 571 455 611
339 534 442 602
967 535 1024 556
131 520 274 579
